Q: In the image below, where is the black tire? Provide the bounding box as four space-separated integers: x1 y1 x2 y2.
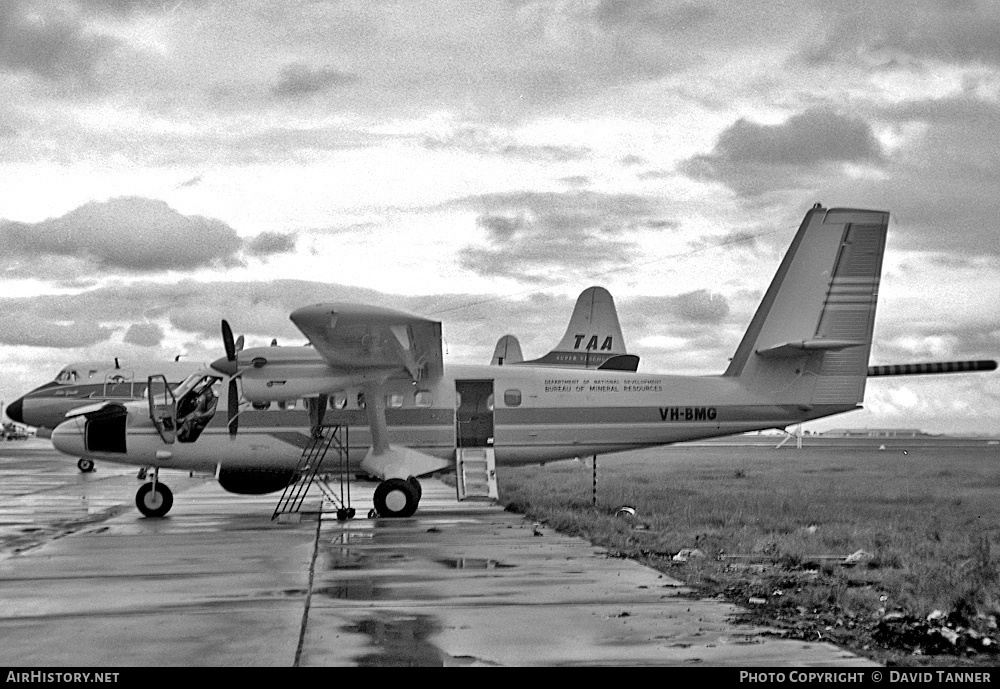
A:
407 476 422 501
136 482 173 518
77 458 95 473
373 478 419 518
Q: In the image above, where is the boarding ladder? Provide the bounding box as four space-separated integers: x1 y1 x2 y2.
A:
272 424 355 521
455 447 498 501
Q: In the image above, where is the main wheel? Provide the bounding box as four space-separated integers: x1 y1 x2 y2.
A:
136 482 174 518
77 458 95 473
372 478 419 518
407 476 422 501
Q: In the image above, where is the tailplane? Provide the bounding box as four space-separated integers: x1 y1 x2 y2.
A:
491 286 636 370
724 205 889 409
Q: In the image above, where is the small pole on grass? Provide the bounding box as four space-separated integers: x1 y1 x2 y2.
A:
592 454 597 508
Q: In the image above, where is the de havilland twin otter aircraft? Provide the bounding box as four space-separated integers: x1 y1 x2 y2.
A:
38 205 997 519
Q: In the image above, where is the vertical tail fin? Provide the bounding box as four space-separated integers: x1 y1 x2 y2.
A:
517 286 635 369
491 335 524 365
725 205 889 408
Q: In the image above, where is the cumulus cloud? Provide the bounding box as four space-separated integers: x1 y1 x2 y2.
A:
123 323 165 347
671 289 730 324
420 124 591 161
0 197 297 277
245 231 297 256
0 1 118 85
447 191 674 282
0 312 114 348
799 2 1000 67
271 63 357 98
681 108 885 197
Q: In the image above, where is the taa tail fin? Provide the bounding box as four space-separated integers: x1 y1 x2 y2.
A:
493 286 637 370
724 205 889 409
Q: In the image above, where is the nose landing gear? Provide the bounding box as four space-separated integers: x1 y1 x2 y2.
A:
136 469 173 518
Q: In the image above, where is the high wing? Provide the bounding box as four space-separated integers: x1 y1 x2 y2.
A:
289 303 444 382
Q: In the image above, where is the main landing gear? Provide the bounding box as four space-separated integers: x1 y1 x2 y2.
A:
136 468 173 518
371 477 422 518
77 458 95 473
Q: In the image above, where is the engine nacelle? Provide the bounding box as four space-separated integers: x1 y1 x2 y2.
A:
217 468 299 495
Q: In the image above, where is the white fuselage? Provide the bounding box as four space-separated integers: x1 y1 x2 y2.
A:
50 361 856 475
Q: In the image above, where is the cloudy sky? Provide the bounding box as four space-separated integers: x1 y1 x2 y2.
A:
2 0 999 434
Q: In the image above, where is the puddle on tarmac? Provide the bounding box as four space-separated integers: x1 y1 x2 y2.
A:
347 614 444 667
436 558 516 570
314 580 383 600
322 533 375 569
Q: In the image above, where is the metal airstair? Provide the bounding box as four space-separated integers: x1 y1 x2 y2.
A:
273 424 355 521
455 447 498 501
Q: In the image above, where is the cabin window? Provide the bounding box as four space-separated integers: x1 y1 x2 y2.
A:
329 394 348 410
414 391 433 407
504 389 521 407
387 394 404 408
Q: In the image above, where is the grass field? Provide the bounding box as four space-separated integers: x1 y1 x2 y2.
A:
497 439 1000 666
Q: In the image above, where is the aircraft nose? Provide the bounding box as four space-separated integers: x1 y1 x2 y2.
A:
5 397 24 424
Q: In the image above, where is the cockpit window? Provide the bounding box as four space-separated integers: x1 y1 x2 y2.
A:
56 370 79 383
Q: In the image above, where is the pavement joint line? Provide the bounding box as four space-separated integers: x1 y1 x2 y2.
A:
294 509 324 667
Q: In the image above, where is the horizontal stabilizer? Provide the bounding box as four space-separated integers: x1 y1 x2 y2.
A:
868 359 997 377
597 354 641 371
756 339 866 358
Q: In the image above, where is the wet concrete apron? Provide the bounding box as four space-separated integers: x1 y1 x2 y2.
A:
298 480 875 667
0 442 875 666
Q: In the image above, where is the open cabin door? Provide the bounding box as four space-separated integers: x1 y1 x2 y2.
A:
147 374 176 444
455 380 498 500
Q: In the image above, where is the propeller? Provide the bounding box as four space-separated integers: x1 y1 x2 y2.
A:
212 320 245 437
228 376 240 437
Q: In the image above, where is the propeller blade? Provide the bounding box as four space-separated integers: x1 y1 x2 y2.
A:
222 320 236 362
235 335 245 353
228 379 239 437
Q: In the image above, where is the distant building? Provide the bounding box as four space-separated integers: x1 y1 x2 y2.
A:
820 428 930 438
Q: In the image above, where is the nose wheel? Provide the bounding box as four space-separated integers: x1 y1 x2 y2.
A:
372 477 420 518
136 481 173 518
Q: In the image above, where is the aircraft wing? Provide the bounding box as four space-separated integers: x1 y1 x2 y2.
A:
289 303 444 382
